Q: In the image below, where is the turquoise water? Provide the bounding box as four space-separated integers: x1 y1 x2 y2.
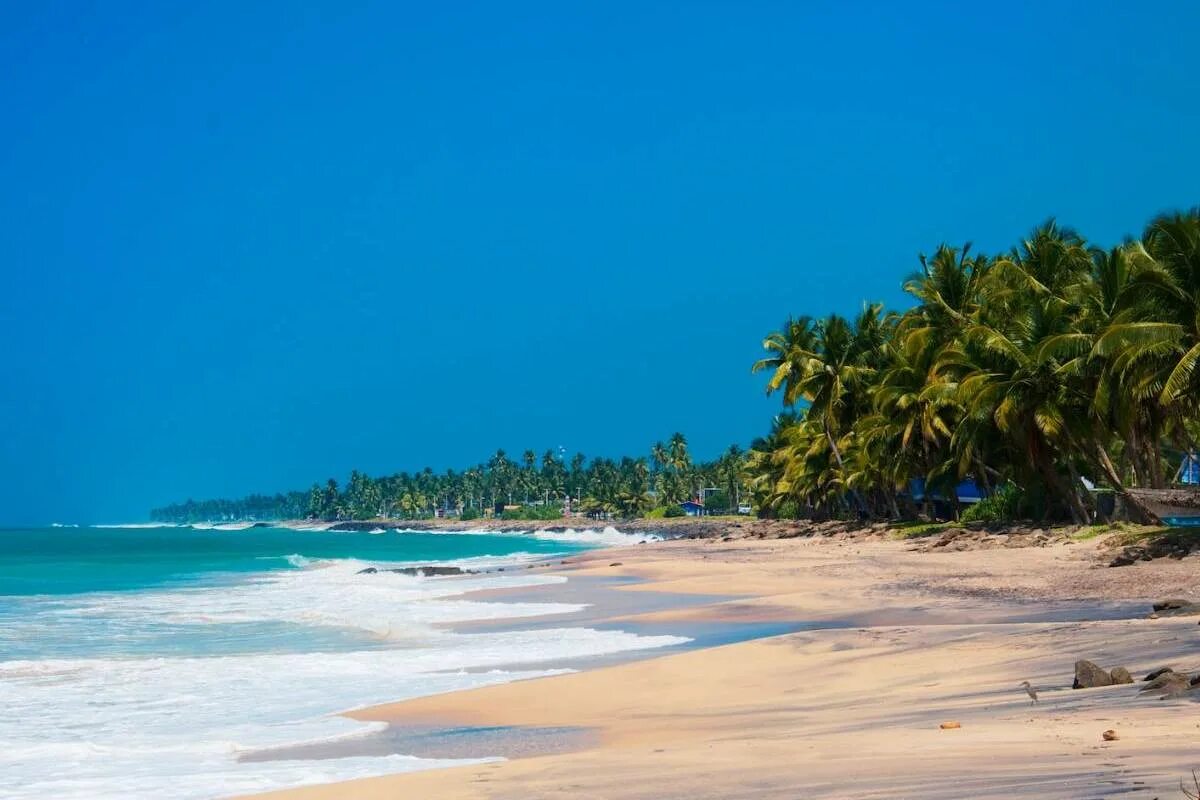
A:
0 526 590 662
0 525 582 596
0 524 685 799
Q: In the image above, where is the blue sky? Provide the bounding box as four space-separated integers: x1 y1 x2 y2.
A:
2 2 1198 524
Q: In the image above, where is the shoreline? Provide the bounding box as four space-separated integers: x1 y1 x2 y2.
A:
247 531 1199 800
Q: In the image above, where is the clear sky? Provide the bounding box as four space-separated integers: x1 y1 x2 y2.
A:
2 2 1198 524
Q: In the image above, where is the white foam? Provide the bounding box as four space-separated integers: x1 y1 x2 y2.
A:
528 526 660 547
407 526 659 548
190 522 256 531
0 558 688 799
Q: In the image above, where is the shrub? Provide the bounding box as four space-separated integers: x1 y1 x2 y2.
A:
460 507 481 521
703 490 729 513
663 505 686 518
960 483 1023 523
644 507 667 519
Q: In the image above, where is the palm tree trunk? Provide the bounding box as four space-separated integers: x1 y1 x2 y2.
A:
1125 427 1148 487
1064 460 1092 524
824 421 867 516
1036 455 1084 525
1091 442 1161 525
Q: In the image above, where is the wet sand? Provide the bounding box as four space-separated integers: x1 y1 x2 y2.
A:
247 535 1199 799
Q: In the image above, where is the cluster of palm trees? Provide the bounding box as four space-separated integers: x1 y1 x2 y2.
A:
152 434 752 522
748 209 1200 524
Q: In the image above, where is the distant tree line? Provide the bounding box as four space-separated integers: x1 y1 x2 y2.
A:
149 492 309 524
149 434 751 523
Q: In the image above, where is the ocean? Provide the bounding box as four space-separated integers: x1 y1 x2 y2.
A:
0 525 683 799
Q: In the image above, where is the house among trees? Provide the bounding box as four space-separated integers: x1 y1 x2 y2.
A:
680 500 705 517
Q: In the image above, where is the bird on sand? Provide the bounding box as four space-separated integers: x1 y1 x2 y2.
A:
1019 681 1039 705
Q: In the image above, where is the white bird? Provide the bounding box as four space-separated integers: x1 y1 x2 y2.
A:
1019 681 1039 705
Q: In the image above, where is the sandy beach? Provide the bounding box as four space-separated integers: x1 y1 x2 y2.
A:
249 530 1199 800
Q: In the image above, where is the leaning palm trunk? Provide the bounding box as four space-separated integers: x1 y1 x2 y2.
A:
1064 460 1092 524
886 489 901 520
823 421 868 516
1035 455 1085 525
1091 442 1161 525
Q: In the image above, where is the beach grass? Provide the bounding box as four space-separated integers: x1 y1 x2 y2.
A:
888 521 953 540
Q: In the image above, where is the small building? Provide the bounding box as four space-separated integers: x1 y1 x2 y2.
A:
680 500 705 517
907 479 985 505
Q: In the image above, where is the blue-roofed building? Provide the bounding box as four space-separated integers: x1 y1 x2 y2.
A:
1179 452 1200 486
907 479 986 504
680 500 705 517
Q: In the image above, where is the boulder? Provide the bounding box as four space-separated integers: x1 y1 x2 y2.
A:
932 529 968 548
1139 672 1191 697
1144 667 1175 682
1157 603 1200 617
1109 552 1140 567
1153 598 1193 611
1109 667 1134 685
1102 729 1119 741
360 566 472 577
1074 660 1114 689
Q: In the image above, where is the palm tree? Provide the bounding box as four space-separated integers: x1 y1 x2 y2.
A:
668 432 690 472
751 316 817 405
650 441 669 473
1100 211 1200 436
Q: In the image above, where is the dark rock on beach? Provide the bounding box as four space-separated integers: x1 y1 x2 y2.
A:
1074 660 1115 689
1108 551 1143 567
1155 603 1200 617
1143 667 1175 682
1149 598 1200 618
1109 667 1134 685
328 521 393 532
357 565 474 577
396 566 472 576
1139 671 1192 697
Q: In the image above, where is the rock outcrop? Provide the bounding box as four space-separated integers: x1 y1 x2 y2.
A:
357 565 473 576
1139 671 1192 697
1109 667 1133 685
1073 660 1115 689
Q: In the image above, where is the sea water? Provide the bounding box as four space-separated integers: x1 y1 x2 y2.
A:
0 525 683 799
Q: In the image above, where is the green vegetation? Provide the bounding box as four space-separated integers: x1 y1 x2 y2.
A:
889 521 953 540
151 437 751 523
959 484 1024 524
747 209 1200 525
